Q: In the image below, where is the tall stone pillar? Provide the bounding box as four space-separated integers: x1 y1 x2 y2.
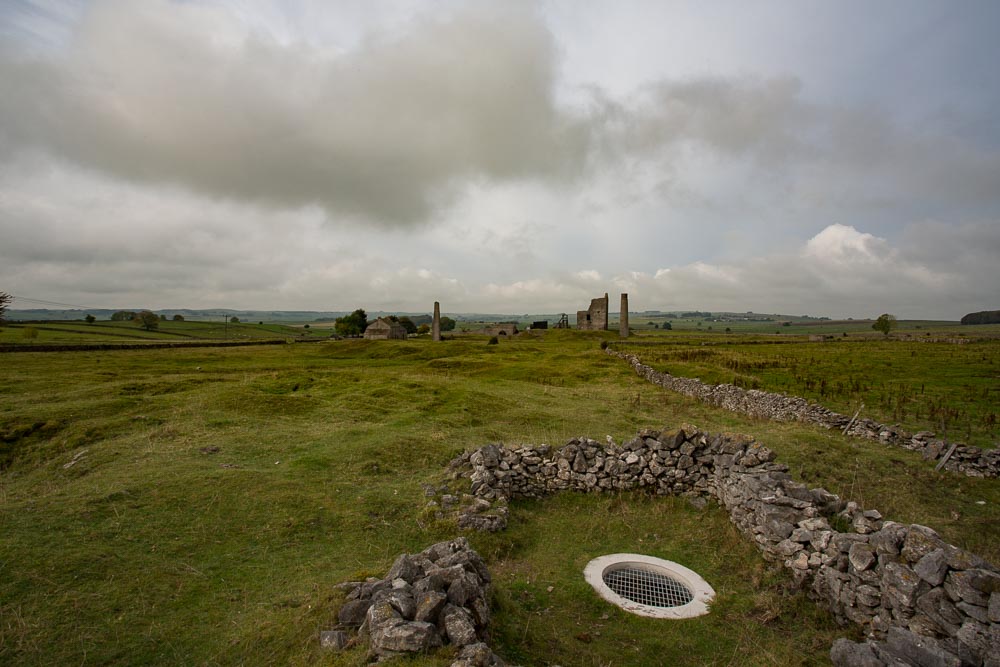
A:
619 293 629 338
432 302 441 341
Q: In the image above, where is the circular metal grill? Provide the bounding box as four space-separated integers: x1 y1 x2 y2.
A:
584 554 715 618
603 567 694 608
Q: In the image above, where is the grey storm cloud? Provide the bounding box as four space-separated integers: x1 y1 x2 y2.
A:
7 0 992 228
0 1 589 224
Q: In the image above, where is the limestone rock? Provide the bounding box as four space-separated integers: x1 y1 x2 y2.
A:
414 590 448 623
914 549 950 586
442 604 479 646
883 626 960 667
830 638 883 667
338 599 373 627
451 641 506 667
373 620 442 654
850 543 877 572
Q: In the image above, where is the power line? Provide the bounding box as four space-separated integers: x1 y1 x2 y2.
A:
9 295 101 310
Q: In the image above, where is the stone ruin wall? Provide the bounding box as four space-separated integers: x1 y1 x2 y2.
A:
447 426 1000 666
577 294 608 331
606 348 1000 479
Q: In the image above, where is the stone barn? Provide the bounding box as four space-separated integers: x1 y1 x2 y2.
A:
577 293 609 330
364 317 408 340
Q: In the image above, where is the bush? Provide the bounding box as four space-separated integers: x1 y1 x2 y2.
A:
417 324 430 335
230 316 240 324
487 336 499 346
85 314 96 324
173 314 185 321
600 340 609 350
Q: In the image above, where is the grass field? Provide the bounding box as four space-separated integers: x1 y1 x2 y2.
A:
1 329 998 665
614 330 1000 448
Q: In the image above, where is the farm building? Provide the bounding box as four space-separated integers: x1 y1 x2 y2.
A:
364 317 408 340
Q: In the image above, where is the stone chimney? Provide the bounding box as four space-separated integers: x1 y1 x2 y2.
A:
619 293 629 338
432 302 441 342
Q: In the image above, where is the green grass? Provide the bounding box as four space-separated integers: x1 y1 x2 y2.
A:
616 332 1000 447
1 330 997 665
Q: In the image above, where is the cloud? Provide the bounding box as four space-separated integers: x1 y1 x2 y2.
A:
6 0 995 233
804 224 888 264
607 224 997 319
0 0 587 224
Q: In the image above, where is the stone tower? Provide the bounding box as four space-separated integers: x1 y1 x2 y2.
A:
620 293 629 338
432 302 441 341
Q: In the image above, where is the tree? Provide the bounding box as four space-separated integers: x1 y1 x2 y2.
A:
398 316 417 335
334 308 368 337
85 314 96 324
230 316 240 324
111 310 136 321
417 323 430 335
137 310 159 331
172 314 185 321
0 291 11 325
439 316 456 331
872 313 897 336
960 310 1000 325
662 322 671 330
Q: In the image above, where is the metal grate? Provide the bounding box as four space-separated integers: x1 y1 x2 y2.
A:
603 567 694 608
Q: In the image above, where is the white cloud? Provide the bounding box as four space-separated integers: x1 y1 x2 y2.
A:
804 224 887 264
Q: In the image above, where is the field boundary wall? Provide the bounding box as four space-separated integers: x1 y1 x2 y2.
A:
605 348 999 478
447 426 999 665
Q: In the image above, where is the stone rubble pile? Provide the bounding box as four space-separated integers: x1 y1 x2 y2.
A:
448 426 999 666
606 348 999 478
331 537 505 666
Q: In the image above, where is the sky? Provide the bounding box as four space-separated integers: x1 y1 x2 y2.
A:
1 0 999 318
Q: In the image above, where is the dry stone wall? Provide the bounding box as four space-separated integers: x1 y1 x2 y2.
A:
606 348 999 478
447 426 1000 666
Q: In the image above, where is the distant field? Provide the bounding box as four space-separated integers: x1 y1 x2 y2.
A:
625 315 978 335
0 319 331 345
615 328 1000 448
1 329 997 665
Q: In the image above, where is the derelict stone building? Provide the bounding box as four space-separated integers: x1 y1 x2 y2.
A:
577 293 609 330
484 323 518 337
363 317 408 340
